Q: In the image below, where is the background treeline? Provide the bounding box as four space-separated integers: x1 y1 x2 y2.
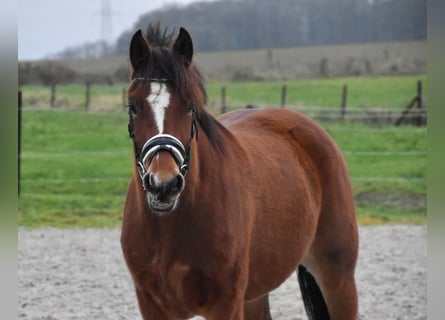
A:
52 0 426 59
116 0 426 53
20 0 426 85
19 40 426 85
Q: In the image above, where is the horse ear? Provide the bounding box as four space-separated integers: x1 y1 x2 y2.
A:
129 29 150 70
173 27 193 67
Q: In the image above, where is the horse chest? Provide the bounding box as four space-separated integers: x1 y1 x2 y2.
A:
132 253 213 316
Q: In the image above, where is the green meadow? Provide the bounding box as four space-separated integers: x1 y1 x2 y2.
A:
18 76 427 227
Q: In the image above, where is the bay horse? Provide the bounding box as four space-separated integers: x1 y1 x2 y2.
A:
121 24 359 320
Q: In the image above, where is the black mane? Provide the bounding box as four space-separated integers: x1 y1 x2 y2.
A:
145 23 175 47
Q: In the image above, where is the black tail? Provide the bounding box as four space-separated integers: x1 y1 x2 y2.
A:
297 265 330 320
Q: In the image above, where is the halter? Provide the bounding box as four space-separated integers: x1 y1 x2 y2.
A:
127 78 198 190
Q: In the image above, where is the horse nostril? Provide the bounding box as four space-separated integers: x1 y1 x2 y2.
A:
171 174 185 194
163 174 185 196
142 173 155 191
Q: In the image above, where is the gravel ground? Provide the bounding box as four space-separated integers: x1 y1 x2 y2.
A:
18 225 426 320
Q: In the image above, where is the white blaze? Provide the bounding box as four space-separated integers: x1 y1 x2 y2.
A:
147 82 170 133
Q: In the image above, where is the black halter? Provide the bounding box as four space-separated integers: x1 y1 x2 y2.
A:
127 78 198 189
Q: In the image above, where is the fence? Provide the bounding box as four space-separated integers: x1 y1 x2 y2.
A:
218 81 427 126
20 79 427 125
18 91 22 196
21 83 128 111
17 116 426 186
17 81 427 199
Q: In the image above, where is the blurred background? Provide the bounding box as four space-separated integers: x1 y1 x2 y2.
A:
17 0 427 227
19 0 426 82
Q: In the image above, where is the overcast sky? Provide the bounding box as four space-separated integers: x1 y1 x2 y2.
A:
18 0 212 61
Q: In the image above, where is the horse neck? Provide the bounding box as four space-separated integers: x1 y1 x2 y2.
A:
182 118 237 204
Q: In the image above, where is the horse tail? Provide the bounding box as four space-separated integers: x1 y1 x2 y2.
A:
297 265 330 320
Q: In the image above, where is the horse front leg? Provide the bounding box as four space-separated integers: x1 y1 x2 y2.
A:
134 288 169 320
244 294 272 320
206 298 246 320
205 271 249 320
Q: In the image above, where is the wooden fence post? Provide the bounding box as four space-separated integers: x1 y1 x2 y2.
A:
395 80 426 127
18 90 22 197
50 83 56 107
85 81 91 111
280 85 287 108
416 80 424 126
341 84 348 120
221 86 226 114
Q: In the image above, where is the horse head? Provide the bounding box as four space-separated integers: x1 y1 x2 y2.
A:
126 26 202 214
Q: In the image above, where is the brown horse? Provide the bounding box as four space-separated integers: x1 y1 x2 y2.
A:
121 24 359 320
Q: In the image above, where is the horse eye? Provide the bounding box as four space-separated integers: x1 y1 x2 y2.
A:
186 105 195 113
127 103 138 115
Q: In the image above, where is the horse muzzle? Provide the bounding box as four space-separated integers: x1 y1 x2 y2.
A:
137 134 188 213
143 171 185 213
143 171 185 198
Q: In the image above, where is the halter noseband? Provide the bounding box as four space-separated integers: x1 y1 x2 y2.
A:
127 78 198 190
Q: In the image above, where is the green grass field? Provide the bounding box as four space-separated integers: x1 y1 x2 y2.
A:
18 76 427 227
